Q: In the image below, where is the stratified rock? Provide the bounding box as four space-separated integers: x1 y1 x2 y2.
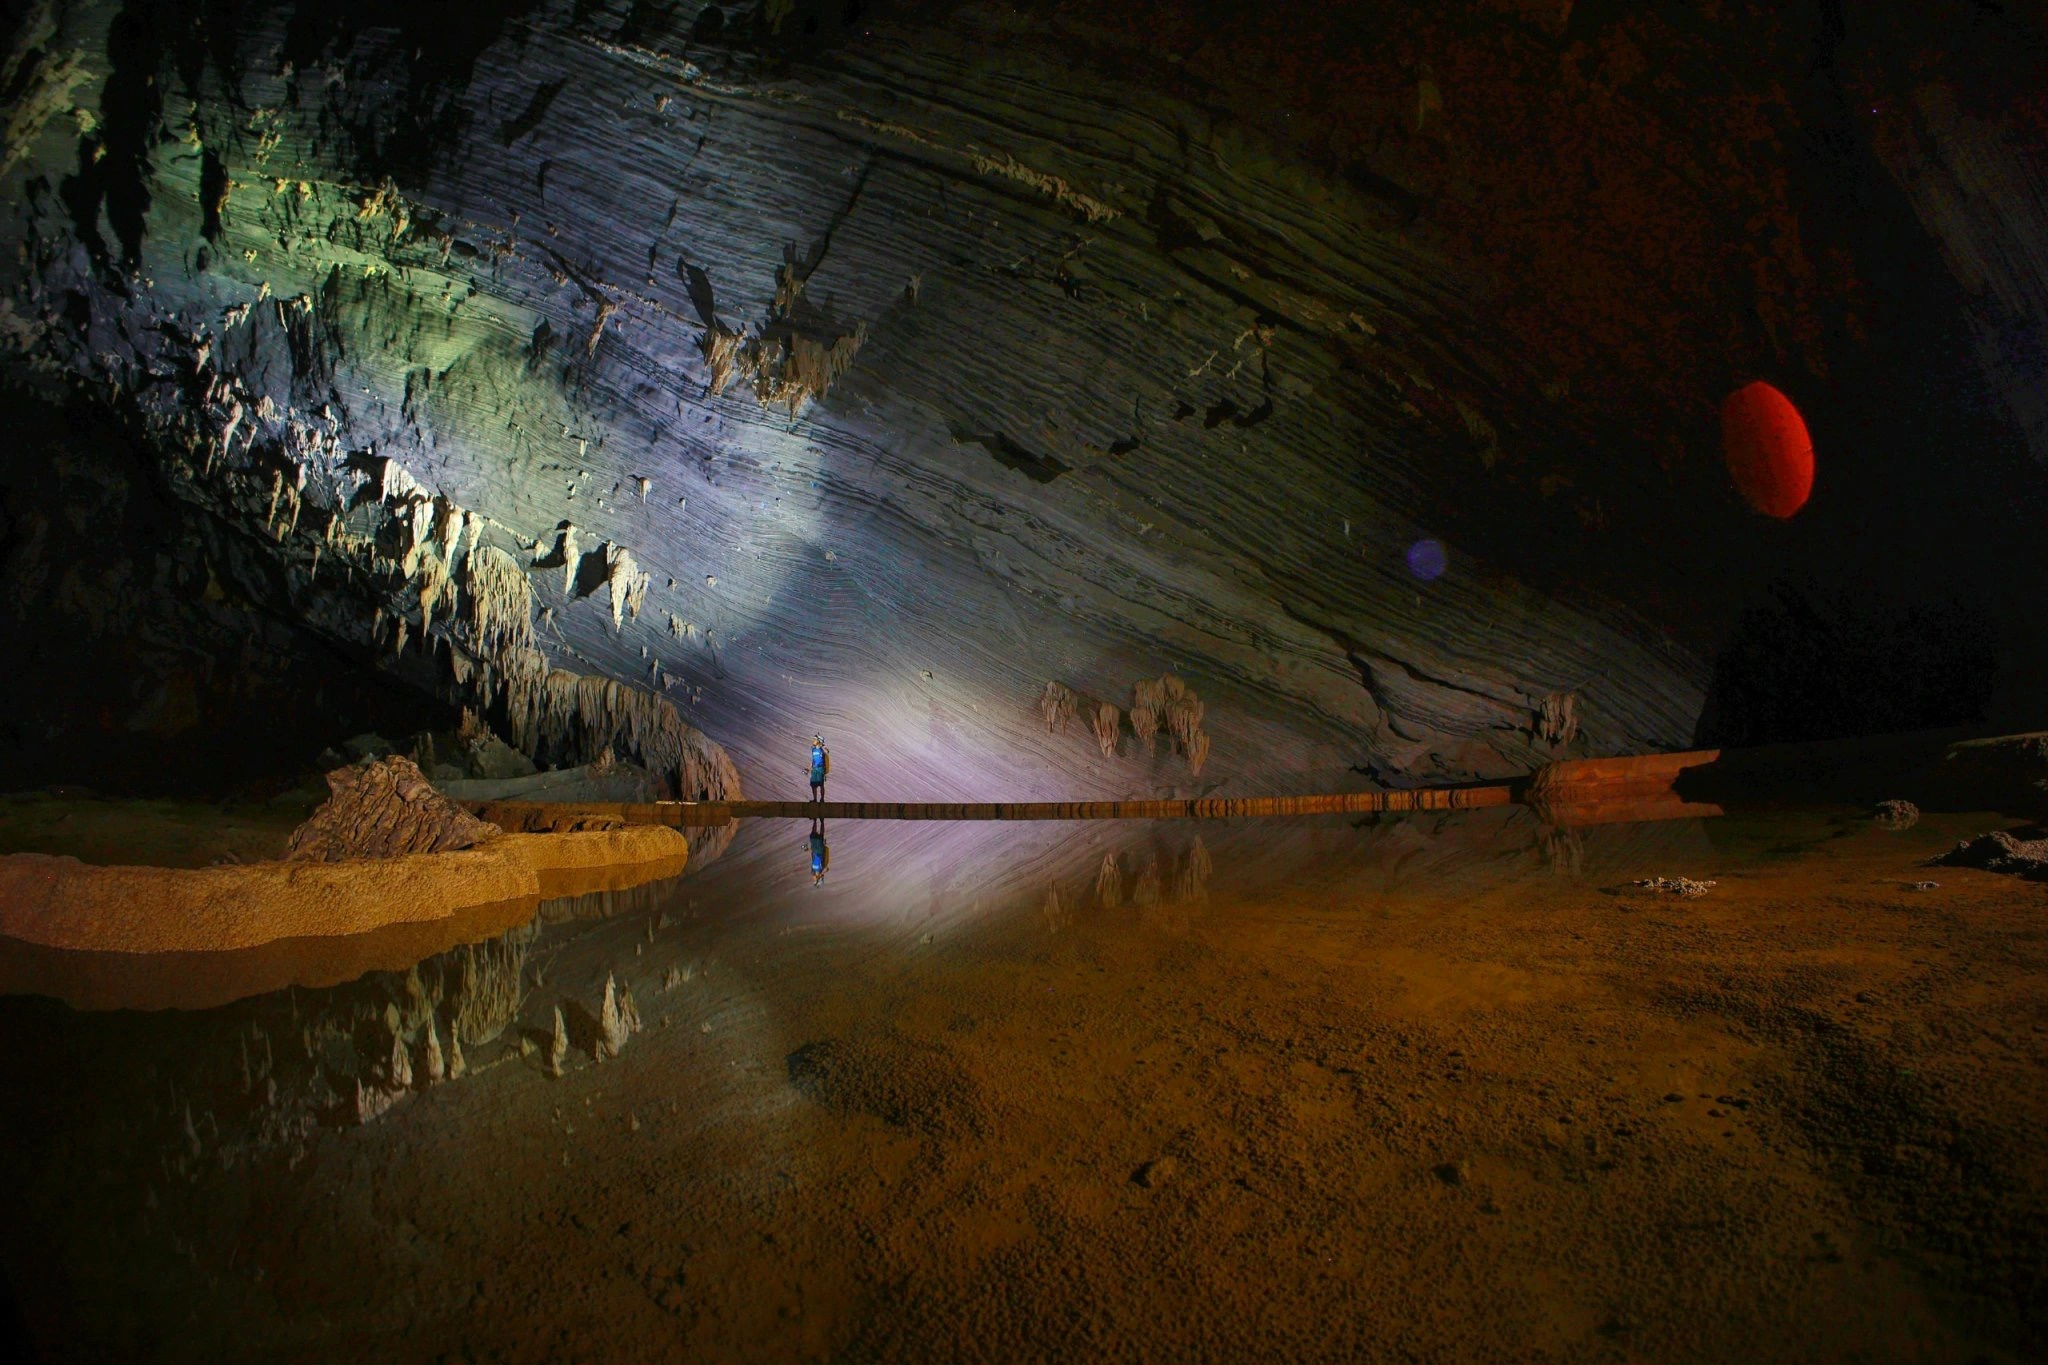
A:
286 756 502 862
1874 799 1921 831
1935 830 2048 879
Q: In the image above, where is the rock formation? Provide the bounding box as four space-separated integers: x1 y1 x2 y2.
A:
285 757 502 862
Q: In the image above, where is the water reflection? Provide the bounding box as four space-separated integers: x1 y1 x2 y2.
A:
808 816 830 887
0 802 1821 1361
0 807 1737 1197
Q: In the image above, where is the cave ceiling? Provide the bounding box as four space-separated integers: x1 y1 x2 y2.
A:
2 0 2044 798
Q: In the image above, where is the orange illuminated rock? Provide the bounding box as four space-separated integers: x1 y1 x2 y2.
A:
1722 381 1815 518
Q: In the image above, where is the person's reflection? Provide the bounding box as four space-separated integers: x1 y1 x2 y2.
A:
807 816 830 887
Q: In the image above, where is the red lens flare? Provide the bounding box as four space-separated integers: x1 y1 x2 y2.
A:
1721 380 1815 519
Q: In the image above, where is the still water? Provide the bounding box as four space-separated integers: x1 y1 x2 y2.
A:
0 805 2041 1364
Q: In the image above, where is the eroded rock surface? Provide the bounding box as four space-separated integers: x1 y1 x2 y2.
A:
286 757 502 862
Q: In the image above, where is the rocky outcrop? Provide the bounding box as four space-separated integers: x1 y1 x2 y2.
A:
286 756 502 861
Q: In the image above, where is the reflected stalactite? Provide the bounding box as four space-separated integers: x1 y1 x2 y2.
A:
1041 883 1067 934
1538 824 1585 878
1172 836 1214 905
1095 851 1123 909
1131 857 1162 908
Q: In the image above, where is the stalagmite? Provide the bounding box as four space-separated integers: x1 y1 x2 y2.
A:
446 1027 466 1081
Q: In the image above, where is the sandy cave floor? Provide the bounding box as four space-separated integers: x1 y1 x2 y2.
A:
0 805 2044 1364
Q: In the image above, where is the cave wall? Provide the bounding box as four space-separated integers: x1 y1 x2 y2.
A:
2 0 2042 800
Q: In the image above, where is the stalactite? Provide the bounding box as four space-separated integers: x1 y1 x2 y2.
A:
1131 678 1163 746
601 542 649 630
462 546 537 656
1040 681 1076 732
1093 701 1120 758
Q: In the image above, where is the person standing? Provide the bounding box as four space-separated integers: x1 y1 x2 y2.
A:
809 735 830 802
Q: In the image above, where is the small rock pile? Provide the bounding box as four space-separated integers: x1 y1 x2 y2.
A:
1935 829 2048 880
1632 876 1718 898
287 755 501 861
1872 799 1920 831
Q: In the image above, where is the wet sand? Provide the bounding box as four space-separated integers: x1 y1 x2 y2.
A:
0 806 2042 1363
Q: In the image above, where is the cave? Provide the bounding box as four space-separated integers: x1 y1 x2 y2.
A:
0 0 2044 1359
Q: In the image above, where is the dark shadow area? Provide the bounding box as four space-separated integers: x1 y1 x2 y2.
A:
0 384 450 799
0 1267 34 1365
1694 580 1999 748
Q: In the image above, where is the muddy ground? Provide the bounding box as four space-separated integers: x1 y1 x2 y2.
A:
0 806 2043 1364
